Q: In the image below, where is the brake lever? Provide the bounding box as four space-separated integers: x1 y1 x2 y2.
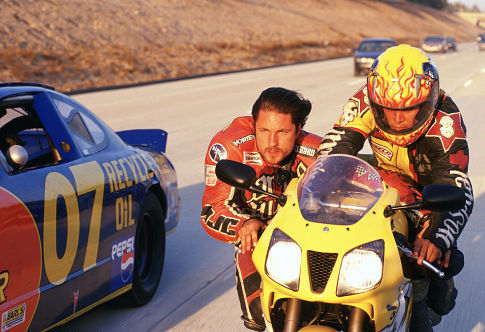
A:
396 243 445 278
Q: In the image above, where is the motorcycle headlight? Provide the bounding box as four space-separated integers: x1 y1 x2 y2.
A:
337 240 384 296
265 229 301 291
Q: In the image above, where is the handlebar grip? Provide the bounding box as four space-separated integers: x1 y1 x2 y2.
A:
396 243 445 278
421 259 445 278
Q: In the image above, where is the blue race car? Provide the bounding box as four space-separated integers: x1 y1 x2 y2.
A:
0 82 180 331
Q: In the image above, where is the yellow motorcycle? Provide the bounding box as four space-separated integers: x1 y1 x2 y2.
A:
216 154 465 332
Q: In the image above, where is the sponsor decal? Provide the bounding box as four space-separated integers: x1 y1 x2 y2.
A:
232 134 255 147
349 163 381 192
435 170 473 249
1 303 26 332
0 271 8 304
0 188 40 331
339 87 370 123
339 99 359 126
73 290 79 314
243 152 263 165
294 144 316 158
449 150 469 170
370 141 393 161
209 143 227 163
110 235 135 291
373 130 386 140
426 111 466 153
357 87 371 116
205 164 217 186
102 153 156 193
415 153 432 175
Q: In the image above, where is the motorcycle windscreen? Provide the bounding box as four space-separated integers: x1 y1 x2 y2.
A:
297 154 384 225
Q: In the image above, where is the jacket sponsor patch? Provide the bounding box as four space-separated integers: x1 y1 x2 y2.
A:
232 134 255 147
2 303 26 331
370 141 393 161
243 152 263 165
339 99 359 126
355 86 371 116
209 143 227 163
449 150 469 170
205 164 217 186
435 170 473 249
202 205 240 237
426 111 466 153
338 87 370 127
294 144 316 157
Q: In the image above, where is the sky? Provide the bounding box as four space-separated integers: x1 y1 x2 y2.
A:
447 0 485 12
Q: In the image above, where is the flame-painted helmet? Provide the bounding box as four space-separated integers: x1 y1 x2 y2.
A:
367 44 439 146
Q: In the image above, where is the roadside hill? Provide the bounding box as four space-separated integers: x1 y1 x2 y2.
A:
1 0 483 92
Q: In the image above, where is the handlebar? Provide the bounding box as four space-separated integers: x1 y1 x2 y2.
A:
396 243 445 278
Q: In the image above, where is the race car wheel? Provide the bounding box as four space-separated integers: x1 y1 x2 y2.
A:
120 191 165 306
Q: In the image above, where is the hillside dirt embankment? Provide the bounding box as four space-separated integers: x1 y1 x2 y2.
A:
0 0 483 92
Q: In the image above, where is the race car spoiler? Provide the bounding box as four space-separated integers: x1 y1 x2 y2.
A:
116 129 168 154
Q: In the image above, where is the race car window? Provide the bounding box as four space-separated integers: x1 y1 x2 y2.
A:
50 94 107 156
0 103 56 172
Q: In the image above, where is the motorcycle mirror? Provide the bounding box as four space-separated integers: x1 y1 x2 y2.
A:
215 159 256 189
384 184 466 218
421 184 466 211
215 159 287 206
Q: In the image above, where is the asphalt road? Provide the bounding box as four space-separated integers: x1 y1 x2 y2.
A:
57 42 485 332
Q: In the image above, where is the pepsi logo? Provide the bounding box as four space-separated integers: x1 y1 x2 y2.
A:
121 250 134 282
111 236 135 284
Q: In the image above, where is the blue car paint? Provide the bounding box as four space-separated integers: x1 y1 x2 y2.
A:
0 84 180 331
117 129 168 154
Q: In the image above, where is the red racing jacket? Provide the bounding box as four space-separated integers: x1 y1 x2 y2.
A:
201 116 322 244
317 85 474 252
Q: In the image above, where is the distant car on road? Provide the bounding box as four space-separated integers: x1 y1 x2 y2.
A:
421 35 448 53
0 82 180 331
353 38 397 76
477 33 485 51
445 36 457 51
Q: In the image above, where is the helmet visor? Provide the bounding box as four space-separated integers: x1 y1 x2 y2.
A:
370 80 439 136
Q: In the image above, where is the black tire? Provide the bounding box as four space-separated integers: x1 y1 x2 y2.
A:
118 191 165 306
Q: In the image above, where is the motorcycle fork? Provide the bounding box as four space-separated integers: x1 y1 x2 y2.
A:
348 307 369 332
283 298 302 332
280 300 369 332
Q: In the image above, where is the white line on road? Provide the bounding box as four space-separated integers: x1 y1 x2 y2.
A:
481 68 485 74
464 80 473 88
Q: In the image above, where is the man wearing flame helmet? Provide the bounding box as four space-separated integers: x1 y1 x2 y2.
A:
318 44 473 330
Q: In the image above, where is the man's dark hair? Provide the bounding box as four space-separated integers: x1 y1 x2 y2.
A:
251 87 312 129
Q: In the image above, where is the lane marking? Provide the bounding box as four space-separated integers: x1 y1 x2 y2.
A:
464 80 473 88
481 68 485 74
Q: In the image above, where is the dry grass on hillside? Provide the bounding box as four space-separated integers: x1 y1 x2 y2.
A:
0 0 483 92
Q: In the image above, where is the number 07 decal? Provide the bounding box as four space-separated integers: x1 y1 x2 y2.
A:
43 161 105 285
